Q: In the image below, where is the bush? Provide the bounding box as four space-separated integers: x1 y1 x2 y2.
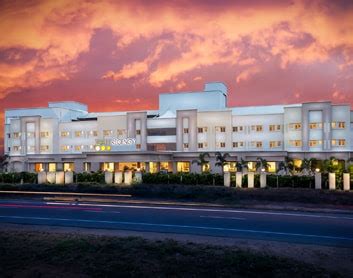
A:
141 173 223 186
0 172 37 184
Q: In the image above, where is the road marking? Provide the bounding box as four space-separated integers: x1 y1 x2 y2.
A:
46 202 353 221
0 215 352 242
0 203 101 211
200 215 246 220
88 211 121 214
0 191 131 198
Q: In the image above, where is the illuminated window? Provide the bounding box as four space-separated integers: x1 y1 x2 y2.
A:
48 163 56 172
332 139 346 146
183 128 189 134
27 132 35 138
40 145 49 151
12 146 21 152
117 129 125 136
27 146 35 152
269 141 281 148
309 140 322 147
232 126 243 132
103 130 113 136
216 126 226 132
247 162 256 172
309 122 322 129
74 145 83 151
89 130 98 137
75 131 84 137
289 140 302 147
251 141 262 148
136 129 141 135
84 162 91 172
64 162 74 172
136 144 141 149
332 122 345 129
269 125 281 132
12 132 21 138
61 145 71 151
198 143 204 149
183 143 189 149
40 131 49 138
267 162 277 173
289 123 302 130
177 162 190 173
216 142 226 148
233 142 244 148
100 162 114 172
61 131 70 137
202 163 210 172
198 127 207 133
251 125 263 132
34 163 44 172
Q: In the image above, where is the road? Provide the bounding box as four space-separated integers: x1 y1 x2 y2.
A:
0 198 353 247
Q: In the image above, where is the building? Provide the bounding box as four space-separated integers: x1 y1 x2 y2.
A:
4 82 353 173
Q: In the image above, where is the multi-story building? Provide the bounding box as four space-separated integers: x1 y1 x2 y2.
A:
4 82 353 173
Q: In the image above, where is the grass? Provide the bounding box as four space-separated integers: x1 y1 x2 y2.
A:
0 231 338 278
1 182 353 207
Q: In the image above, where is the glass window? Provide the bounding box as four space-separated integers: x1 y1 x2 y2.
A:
40 131 49 137
100 162 114 172
61 131 70 137
103 130 113 136
48 163 56 172
136 129 141 135
251 125 263 132
34 163 43 172
84 162 91 172
183 128 189 134
183 143 189 149
40 145 49 151
309 122 322 129
177 162 190 173
289 140 302 147
289 123 301 130
202 163 210 172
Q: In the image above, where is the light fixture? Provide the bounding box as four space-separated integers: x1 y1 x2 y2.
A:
261 168 266 172
315 168 320 173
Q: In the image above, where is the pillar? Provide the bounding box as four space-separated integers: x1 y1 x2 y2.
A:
224 171 230 187
55 171 64 184
248 172 254 188
260 172 267 188
145 162 150 173
135 171 142 183
343 173 350 191
38 172 47 184
114 171 123 184
329 173 336 190
105 171 113 184
46 172 55 184
124 171 132 185
315 172 322 189
236 172 242 188
65 171 73 184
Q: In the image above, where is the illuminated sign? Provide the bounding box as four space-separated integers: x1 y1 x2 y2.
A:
111 138 136 146
94 138 136 152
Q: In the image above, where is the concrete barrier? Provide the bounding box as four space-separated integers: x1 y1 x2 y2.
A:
315 172 321 189
105 171 113 184
55 171 64 184
329 173 336 190
114 171 123 184
124 171 132 185
236 172 242 188
38 171 47 184
46 172 56 184
260 173 267 188
65 171 73 184
248 172 254 188
343 173 350 191
224 171 230 187
134 171 142 183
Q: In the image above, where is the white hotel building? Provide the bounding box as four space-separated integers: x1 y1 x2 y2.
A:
4 82 353 173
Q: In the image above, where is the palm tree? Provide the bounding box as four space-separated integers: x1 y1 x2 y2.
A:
278 156 294 175
0 155 9 173
215 152 230 174
255 157 270 172
300 158 316 176
236 158 248 173
322 156 338 173
192 152 210 173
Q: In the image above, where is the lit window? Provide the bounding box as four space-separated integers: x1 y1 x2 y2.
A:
75 131 84 137
251 125 263 132
251 141 262 148
289 123 302 130
198 143 204 149
48 163 56 172
84 162 91 172
40 145 49 151
27 145 35 152
332 139 346 146
309 122 322 129
34 163 44 172
232 126 243 132
233 142 244 148
27 132 35 138
183 143 189 149
332 122 345 129
198 127 207 133
270 141 281 148
64 162 74 172
100 162 114 172
117 129 125 136
136 129 141 135
61 131 70 137
74 145 83 151
289 140 302 147
216 142 226 148
177 162 190 173
40 131 49 138
12 146 21 152
136 144 141 149
269 125 281 132
309 140 322 147
183 128 189 134
103 130 113 136
61 145 71 151
216 126 226 132
89 130 98 137
12 132 21 138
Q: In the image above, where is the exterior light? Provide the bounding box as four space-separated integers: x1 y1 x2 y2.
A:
95 145 101 151
106 146 111 151
67 168 71 172
315 168 320 173
261 168 266 172
136 168 141 172
101 145 106 151
40 168 44 172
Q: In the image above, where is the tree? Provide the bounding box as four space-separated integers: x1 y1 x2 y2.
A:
278 156 294 175
255 157 270 172
0 155 9 172
215 152 230 174
192 152 210 173
236 158 248 172
300 158 316 176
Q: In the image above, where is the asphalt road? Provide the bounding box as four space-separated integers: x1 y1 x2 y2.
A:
0 198 353 247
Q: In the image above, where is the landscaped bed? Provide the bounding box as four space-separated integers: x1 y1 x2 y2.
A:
0 231 339 278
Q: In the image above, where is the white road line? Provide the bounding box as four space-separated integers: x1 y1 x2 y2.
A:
0 215 352 242
200 215 246 220
45 202 353 221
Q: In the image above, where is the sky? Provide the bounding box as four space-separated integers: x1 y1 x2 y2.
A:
0 0 353 152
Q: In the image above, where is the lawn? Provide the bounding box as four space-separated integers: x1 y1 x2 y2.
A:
0 231 339 278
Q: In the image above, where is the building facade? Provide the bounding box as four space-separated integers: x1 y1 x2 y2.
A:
4 82 353 173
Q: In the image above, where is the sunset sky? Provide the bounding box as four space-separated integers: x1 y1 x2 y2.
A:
1 0 353 152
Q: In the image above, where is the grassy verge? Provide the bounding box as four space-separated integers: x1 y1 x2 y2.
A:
0 231 337 278
1 182 353 206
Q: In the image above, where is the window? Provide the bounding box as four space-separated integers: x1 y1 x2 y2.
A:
61 131 70 137
251 141 262 148
309 122 322 129
27 132 35 138
84 162 91 172
136 144 141 149
216 142 226 148
289 123 301 130
251 125 263 132
7 133 11 139
136 129 141 135
48 163 56 172
27 145 35 152
75 131 83 137
289 140 302 147
61 145 71 151
40 131 49 138
309 140 322 147
216 126 226 132
74 145 83 151
332 122 345 129
233 126 243 132
183 128 189 134
198 143 204 149
89 130 98 137
34 163 44 172
40 145 49 151
64 162 74 172
117 129 125 136
332 139 346 146
177 162 190 173
12 146 21 152
233 142 244 148
183 143 189 149
103 130 113 136
269 141 281 148
12 132 21 138
198 127 207 133
269 125 281 132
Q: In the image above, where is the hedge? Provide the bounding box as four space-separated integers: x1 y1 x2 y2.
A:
142 173 223 186
0 172 37 184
